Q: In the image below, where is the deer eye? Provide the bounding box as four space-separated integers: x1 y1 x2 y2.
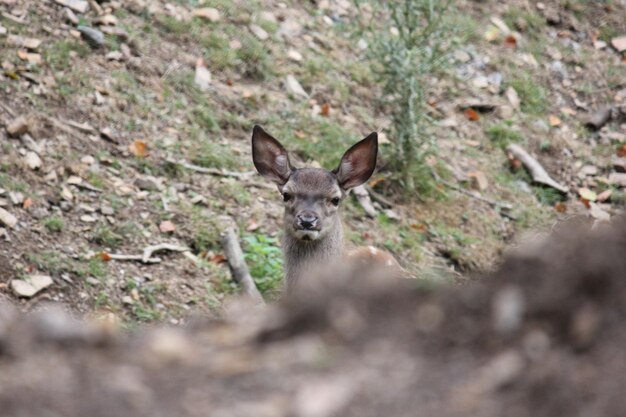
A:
331 197 340 206
283 192 292 202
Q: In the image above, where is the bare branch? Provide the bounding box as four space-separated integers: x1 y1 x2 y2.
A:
506 144 569 193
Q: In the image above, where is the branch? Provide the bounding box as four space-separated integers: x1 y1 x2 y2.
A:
165 158 256 179
105 243 191 264
506 144 569 193
352 185 377 218
432 171 513 211
142 243 189 263
219 222 264 304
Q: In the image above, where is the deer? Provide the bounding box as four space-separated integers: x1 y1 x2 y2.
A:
251 125 402 294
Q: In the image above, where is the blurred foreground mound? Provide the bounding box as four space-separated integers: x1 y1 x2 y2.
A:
1 217 625 417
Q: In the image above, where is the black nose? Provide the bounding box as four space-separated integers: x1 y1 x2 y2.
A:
297 212 319 230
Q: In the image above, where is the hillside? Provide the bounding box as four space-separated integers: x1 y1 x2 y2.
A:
0 0 625 323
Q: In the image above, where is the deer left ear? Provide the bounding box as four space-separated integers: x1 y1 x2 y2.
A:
334 132 378 190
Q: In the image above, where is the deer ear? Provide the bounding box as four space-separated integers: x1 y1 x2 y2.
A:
335 132 378 190
252 125 294 185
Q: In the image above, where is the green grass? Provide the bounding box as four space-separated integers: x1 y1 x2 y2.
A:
503 6 544 34
243 233 283 295
92 222 137 249
507 75 548 115
45 40 90 70
485 122 524 148
42 216 64 233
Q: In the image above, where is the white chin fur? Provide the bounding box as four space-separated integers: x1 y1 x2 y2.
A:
293 230 320 241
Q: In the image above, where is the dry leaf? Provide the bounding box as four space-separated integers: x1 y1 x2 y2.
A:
98 252 112 262
463 108 480 121
320 103 331 116
549 115 562 127
617 144 626 158
246 220 259 232
129 140 148 157
159 220 176 233
504 35 517 48
210 254 227 264
22 198 33 209
554 202 567 213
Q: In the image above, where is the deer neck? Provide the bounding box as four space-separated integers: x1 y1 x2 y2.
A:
282 220 344 293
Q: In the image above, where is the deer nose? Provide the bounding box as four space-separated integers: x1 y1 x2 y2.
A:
296 212 319 230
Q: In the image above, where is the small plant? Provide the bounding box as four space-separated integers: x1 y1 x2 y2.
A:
356 0 454 195
507 75 548 115
93 225 124 248
42 215 64 233
243 233 284 295
485 122 524 149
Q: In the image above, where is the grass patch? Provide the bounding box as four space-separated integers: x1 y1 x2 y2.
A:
243 233 283 296
507 75 548 115
485 121 524 148
45 40 90 70
503 6 544 34
42 216 64 233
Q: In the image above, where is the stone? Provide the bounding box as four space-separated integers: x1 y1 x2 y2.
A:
134 177 161 191
53 0 89 14
193 7 220 22
608 172 626 187
77 26 104 48
24 151 42 170
285 75 308 99
611 35 626 53
249 24 269 40
11 275 53 298
6 116 29 137
612 156 626 173
0 208 17 228
287 49 303 62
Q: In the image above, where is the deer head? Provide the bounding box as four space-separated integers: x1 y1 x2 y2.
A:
251 125 378 243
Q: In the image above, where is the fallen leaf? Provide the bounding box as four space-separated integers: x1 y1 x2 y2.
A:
22 198 32 209
159 220 176 233
285 75 308 99
468 171 489 190
246 219 259 232
10 275 53 298
98 252 112 262
210 254 227 264
554 202 567 213
617 144 626 158
503 35 517 48
484 25 501 42
320 103 331 116
463 108 480 121
549 115 562 127
611 35 626 52
129 139 148 157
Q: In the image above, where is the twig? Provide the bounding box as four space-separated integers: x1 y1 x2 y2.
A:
432 171 513 211
1 11 26 25
69 182 103 193
107 254 162 263
365 185 394 208
166 158 256 179
142 243 189 263
352 185 377 218
0 102 16 117
219 222 264 304
506 144 569 193
106 243 191 264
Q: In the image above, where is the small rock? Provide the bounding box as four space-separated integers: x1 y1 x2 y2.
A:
608 172 626 187
24 151 42 170
472 76 489 89
122 295 133 305
134 177 161 191
506 87 520 109
357 38 368 50
0 208 17 228
194 58 211 91
249 24 269 40
611 35 626 53
287 49 303 62
77 26 104 48
285 75 308 99
11 275 53 298
6 116 30 137
193 7 220 22
54 0 89 14
597 189 613 202
61 186 74 201
578 165 598 178
0 26 6 36
453 49 471 63
612 156 626 173
588 202 610 222
8 191 24 205
101 205 114 216
159 220 176 233
497 105 514 119
80 215 97 223
64 7 79 25
468 171 489 190
105 50 123 61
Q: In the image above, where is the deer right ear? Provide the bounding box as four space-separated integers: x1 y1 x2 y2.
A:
252 125 293 185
